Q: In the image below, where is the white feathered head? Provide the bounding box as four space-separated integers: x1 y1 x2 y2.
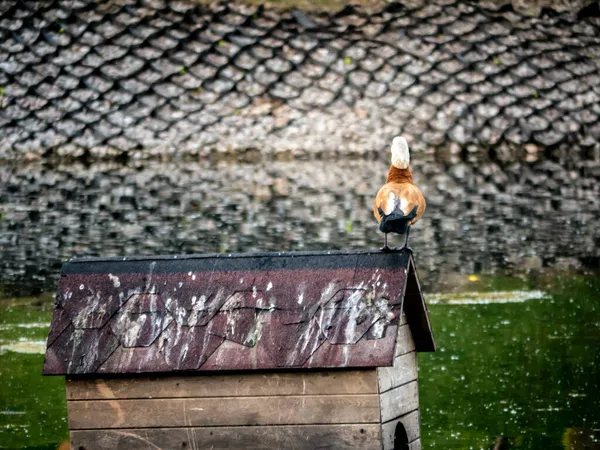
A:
390 136 410 169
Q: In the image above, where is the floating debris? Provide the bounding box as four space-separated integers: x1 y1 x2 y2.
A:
0 322 50 330
426 290 548 305
0 339 47 355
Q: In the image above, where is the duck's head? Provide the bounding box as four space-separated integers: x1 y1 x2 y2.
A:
391 136 410 169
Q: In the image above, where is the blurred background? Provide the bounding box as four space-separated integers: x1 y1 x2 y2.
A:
0 0 599 448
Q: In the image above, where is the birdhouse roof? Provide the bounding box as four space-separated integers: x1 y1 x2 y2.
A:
43 250 435 376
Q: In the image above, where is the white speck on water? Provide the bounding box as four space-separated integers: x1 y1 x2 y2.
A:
267 282 273 291
240 278 244 284
188 272 192 276
178 282 183 288
79 284 84 290
192 275 196 280
108 273 121 288
298 293 304 305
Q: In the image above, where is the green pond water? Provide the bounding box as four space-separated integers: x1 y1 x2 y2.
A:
0 272 598 450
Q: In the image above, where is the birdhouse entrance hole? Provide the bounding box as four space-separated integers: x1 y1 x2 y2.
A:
394 422 409 449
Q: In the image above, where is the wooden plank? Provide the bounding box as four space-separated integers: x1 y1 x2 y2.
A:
379 381 419 423
66 370 378 400
404 259 435 352
70 425 382 449
395 323 415 357
377 351 417 394
381 410 420 450
398 313 408 326
409 438 422 450
67 394 380 429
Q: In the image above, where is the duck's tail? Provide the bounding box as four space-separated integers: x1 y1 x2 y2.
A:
378 205 417 234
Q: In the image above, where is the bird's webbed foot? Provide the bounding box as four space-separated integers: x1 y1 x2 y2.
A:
394 245 413 253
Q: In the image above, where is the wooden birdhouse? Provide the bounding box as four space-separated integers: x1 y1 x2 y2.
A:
43 250 435 450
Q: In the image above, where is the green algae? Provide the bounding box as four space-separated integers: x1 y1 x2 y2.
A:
0 298 68 450
419 273 600 449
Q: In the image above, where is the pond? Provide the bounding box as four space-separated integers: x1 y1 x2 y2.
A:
0 154 599 449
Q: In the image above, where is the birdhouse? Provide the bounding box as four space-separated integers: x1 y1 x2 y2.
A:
43 250 435 450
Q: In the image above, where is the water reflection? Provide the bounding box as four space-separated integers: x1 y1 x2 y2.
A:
1 153 598 295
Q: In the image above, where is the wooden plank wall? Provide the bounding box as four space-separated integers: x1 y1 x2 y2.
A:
377 315 422 450
67 370 382 450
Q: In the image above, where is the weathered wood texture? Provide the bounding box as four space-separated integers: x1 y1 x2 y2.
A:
70 425 382 450
66 370 388 446
66 369 377 400
381 410 421 450
379 381 419 423
394 322 415 357
378 322 421 449
404 261 435 352
377 350 417 394
410 438 422 449
68 394 380 429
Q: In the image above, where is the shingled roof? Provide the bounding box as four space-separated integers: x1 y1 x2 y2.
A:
43 250 434 375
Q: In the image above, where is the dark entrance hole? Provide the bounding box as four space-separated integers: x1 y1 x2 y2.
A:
394 422 409 450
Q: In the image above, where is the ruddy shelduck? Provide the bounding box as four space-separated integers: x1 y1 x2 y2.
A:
373 136 426 251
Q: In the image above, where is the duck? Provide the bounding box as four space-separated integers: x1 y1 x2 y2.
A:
373 136 426 252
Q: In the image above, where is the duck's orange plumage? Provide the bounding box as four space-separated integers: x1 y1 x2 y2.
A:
373 136 426 250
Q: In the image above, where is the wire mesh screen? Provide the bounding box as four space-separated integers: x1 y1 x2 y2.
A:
0 0 599 160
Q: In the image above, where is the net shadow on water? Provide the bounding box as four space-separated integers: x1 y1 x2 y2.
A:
0 151 598 296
